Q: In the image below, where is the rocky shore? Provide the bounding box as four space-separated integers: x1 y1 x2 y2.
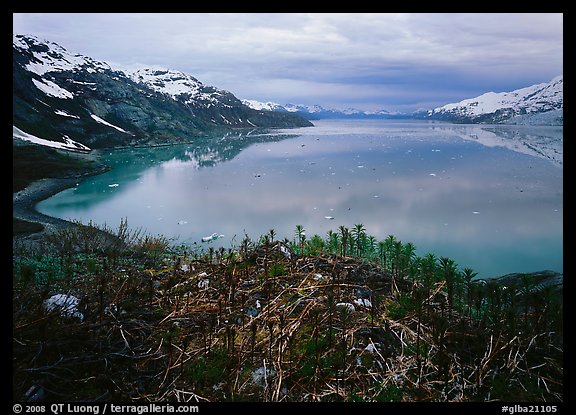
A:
14 177 85 232
12 147 111 248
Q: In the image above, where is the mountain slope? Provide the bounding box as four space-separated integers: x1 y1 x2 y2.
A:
427 76 563 124
13 34 312 150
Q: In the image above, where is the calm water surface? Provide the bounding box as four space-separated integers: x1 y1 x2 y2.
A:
37 120 563 278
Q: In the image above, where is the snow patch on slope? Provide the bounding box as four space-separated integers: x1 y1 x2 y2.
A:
90 114 132 134
13 125 91 152
32 78 74 99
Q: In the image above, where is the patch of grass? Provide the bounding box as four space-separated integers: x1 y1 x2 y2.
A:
386 293 415 319
269 263 286 277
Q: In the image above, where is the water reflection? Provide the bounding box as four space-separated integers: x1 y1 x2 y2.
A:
54 130 300 209
37 120 562 278
272 120 563 167
436 124 563 167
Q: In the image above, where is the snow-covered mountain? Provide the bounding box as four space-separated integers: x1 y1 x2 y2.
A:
126 68 246 110
245 76 563 126
13 34 312 151
427 76 563 124
242 100 400 119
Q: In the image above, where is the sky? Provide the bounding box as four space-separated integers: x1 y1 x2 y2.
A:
12 13 563 113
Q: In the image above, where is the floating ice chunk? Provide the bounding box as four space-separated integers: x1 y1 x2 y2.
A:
108 183 119 187
201 233 222 242
43 294 83 321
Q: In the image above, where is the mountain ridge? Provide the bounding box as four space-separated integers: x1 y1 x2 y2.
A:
242 100 403 120
426 75 563 124
243 76 563 125
13 34 313 151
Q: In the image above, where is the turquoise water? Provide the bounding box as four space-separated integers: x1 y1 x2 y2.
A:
37 120 563 278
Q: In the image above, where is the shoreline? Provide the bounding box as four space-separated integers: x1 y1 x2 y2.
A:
12 156 111 246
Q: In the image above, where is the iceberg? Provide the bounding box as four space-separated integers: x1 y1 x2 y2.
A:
202 233 224 242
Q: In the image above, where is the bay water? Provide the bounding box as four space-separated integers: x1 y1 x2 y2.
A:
37 119 563 278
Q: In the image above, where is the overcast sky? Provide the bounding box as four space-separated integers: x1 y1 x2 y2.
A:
13 13 563 112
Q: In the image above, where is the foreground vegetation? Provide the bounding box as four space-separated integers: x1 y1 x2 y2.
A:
13 221 563 402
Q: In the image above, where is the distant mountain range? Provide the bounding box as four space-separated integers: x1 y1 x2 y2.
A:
13 34 312 151
243 76 563 125
241 100 404 120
